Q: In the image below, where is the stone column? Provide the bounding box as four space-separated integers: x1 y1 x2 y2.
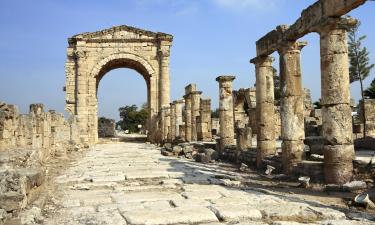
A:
216 76 236 153
169 102 176 141
197 98 212 141
174 99 185 139
191 91 202 141
183 94 192 142
158 49 171 109
161 106 171 142
183 84 196 142
74 50 89 144
236 126 252 150
278 41 307 174
318 17 356 184
250 56 276 168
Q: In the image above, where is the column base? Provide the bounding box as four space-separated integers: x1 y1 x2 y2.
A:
256 140 276 168
323 144 354 184
282 140 304 174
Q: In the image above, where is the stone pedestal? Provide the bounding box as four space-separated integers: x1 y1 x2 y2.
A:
319 18 356 184
191 91 202 141
250 56 276 168
278 41 306 174
216 76 236 154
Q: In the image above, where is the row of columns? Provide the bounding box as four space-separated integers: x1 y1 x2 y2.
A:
250 17 355 184
161 84 213 143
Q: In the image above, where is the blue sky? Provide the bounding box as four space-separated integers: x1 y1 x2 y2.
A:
0 0 374 120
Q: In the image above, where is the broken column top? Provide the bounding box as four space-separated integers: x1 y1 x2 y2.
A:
216 75 235 82
250 55 274 65
185 84 197 95
30 103 45 115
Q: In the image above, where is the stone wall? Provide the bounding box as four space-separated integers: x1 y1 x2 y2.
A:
98 117 116 138
0 102 79 160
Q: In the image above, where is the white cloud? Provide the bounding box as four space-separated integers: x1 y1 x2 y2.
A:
212 0 277 11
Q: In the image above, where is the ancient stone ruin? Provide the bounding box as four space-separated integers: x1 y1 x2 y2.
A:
1 0 375 224
65 25 173 145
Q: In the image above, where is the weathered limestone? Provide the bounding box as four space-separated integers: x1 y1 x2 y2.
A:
197 98 212 142
278 41 306 174
318 17 356 184
65 25 173 146
160 106 171 142
183 84 196 142
0 102 78 159
169 102 176 141
174 99 185 139
233 89 249 127
236 126 252 151
191 91 202 141
250 56 276 168
245 88 257 135
216 76 236 153
255 0 366 57
359 99 375 138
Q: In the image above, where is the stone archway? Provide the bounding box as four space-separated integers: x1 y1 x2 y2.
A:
64 25 173 145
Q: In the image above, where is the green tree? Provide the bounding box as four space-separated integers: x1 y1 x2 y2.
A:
364 78 375 99
118 104 148 133
348 20 374 137
211 108 219 118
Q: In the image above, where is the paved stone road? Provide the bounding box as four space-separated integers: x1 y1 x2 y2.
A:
43 141 372 225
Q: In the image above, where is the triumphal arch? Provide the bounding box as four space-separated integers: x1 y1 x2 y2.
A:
64 25 173 145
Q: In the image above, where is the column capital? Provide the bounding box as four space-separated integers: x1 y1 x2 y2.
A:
216 75 236 83
73 50 87 59
315 16 358 35
157 49 170 58
278 41 307 54
250 55 274 66
185 83 197 95
173 99 185 104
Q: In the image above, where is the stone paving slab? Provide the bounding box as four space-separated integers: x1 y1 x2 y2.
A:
114 190 185 203
122 206 219 225
42 141 370 225
209 204 262 221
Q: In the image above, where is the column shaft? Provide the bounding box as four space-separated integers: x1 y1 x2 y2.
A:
216 76 236 153
170 102 176 141
191 91 202 141
319 18 356 184
197 98 212 141
279 41 306 174
184 95 192 142
251 56 276 168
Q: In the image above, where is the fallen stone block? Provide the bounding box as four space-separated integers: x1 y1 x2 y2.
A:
343 180 367 192
172 145 182 155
